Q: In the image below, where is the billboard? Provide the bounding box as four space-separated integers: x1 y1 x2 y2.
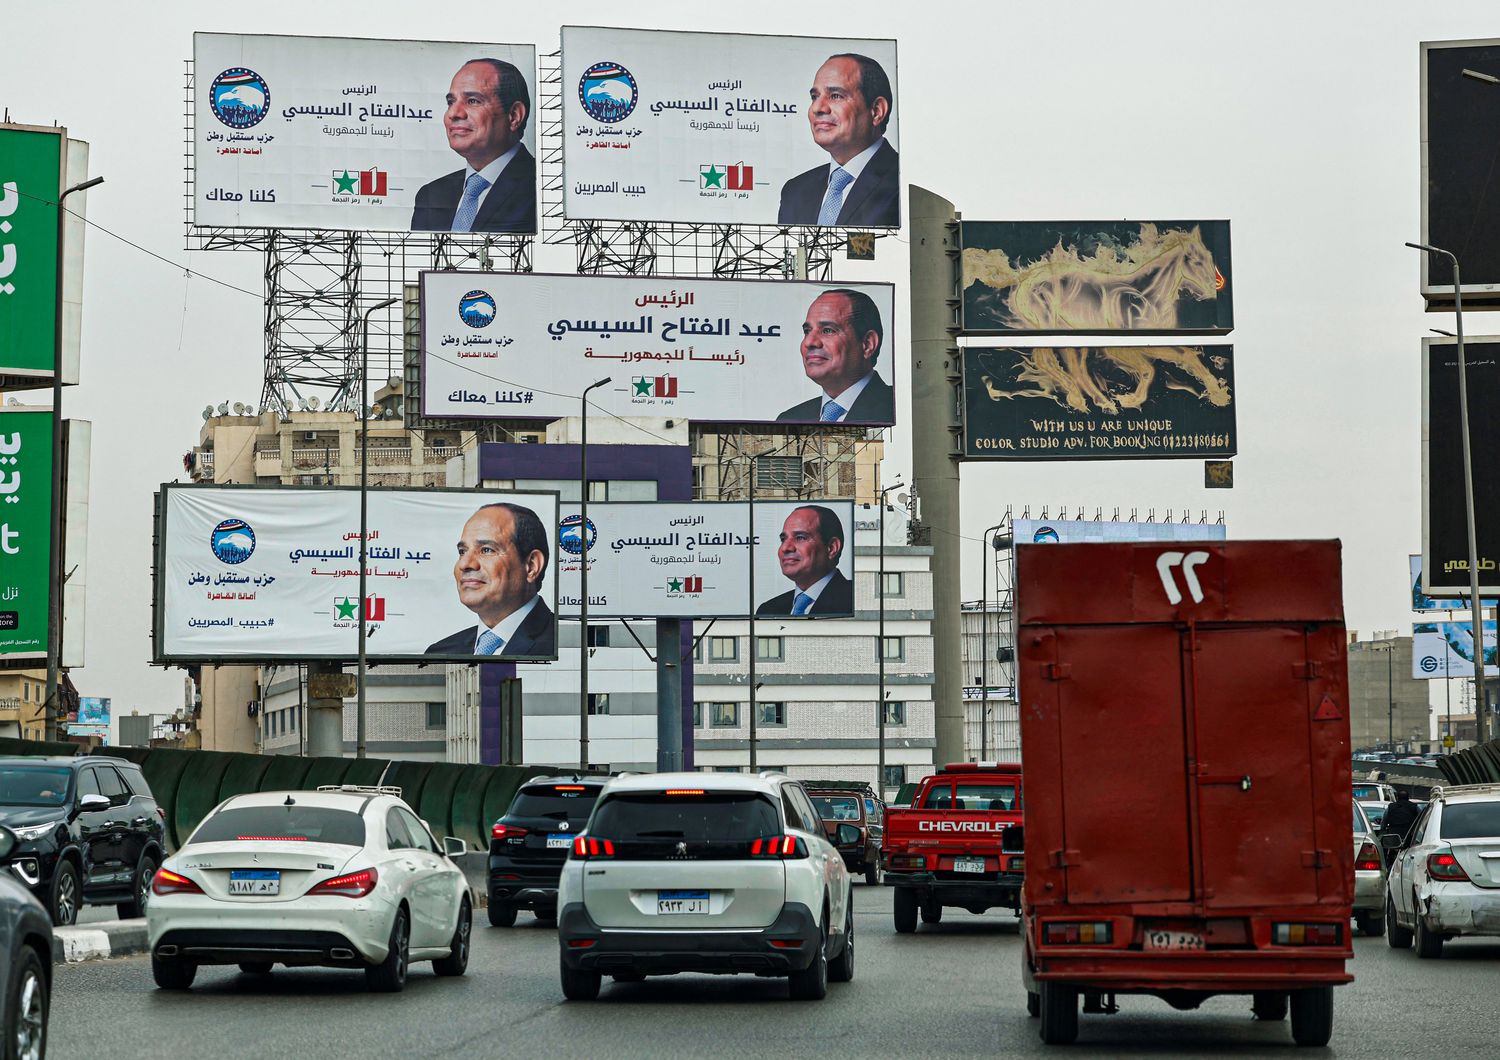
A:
554 500 856 619
1409 554 1496 612
193 33 537 234
155 485 559 662
1422 338 1500 596
0 409 53 664
561 27 899 227
76 696 110 726
1413 619 1497 679
420 272 896 426
1421 39 1500 306
1013 519 1227 545
959 221 1234 334
962 346 1235 459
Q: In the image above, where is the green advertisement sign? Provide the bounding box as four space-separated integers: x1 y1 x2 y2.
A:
0 409 52 659
0 126 63 379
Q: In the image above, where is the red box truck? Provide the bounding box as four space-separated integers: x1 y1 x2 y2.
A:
1016 541 1353 1047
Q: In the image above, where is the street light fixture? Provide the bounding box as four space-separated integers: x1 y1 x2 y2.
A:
877 480 903 797
356 295 400 759
579 376 611 771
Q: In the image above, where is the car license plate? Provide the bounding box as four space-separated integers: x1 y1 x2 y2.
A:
546 834 572 849
954 857 986 873
228 870 280 896
1144 930 1204 951
656 890 709 914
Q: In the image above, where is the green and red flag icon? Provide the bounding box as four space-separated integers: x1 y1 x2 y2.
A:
359 168 387 196
365 595 386 621
727 163 753 191
666 576 704 593
632 375 677 398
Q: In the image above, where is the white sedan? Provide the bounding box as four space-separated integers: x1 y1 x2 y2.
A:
147 786 471 992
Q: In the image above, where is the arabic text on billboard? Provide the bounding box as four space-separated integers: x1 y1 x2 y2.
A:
1409 554 1496 612
1422 339 1500 597
0 410 52 661
0 127 62 380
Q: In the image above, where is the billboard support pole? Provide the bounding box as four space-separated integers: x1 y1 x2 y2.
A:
305 661 347 757
979 522 1005 760
579 378 611 771
878 481 903 796
656 618 684 772
748 455 757 773
356 296 399 760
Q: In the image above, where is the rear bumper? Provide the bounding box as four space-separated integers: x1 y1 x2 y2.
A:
1031 949 1353 991
558 901 820 976
885 870 1023 906
1423 889 1500 935
153 928 371 968
1353 871 1384 911
489 858 563 909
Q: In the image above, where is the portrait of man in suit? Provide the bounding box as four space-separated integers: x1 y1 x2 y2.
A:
777 288 895 424
411 58 536 234
777 53 898 228
426 502 556 657
756 505 853 617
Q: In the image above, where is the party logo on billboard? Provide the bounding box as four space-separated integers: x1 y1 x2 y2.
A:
458 290 496 329
209 68 271 130
331 168 389 202
328 594 391 627
665 576 705 596
559 515 597 557
699 163 755 192
578 62 638 123
631 375 678 399
210 518 256 564
1031 526 1060 543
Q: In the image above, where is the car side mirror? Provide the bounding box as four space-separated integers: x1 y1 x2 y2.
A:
75 794 110 817
836 824 860 846
443 836 466 859
0 826 15 860
1380 833 1403 851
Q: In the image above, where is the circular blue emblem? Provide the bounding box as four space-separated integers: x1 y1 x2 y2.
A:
458 290 496 329
578 62 638 123
1420 656 1439 674
1032 526 1060 544
209 68 271 130
211 518 256 564
559 515 597 557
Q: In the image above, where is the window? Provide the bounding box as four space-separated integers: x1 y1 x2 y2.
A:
397 807 437 853
426 702 446 729
709 637 738 662
712 766 743 773
757 702 786 727
587 480 608 502
880 636 904 662
881 765 906 789
710 702 739 727
21 683 27 703
880 701 906 726
1440 801 1500 840
756 636 783 661
385 809 414 850
587 625 611 647
588 693 611 716
693 638 704 663
190 806 366 847
755 455 802 490
97 767 129 807
692 702 703 728
783 784 824 833
881 571 904 597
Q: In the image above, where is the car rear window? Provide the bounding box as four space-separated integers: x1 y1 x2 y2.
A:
0 766 72 807
1362 803 1388 827
1352 784 1385 801
1440 801 1500 840
810 795 861 821
591 792 781 842
920 782 1020 810
509 785 602 818
187 805 366 846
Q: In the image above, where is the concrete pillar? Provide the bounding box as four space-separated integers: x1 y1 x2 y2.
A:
907 186 965 769
306 662 354 757
656 618 684 772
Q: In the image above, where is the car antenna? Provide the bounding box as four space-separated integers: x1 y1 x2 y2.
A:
284 794 296 806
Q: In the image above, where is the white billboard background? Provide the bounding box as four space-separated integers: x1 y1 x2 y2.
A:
1012 519 1228 545
1412 618 1498 679
562 27 898 225
421 272 896 425
158 487 558 660
555 501 856 618
194 33 536 232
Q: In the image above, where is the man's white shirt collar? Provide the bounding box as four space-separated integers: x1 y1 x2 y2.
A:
826 137 886 187
799 571 837 604
463 143 520 215
822 371 875 421
474 592 539 654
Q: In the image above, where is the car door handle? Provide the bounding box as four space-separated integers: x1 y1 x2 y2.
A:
403 860 417 871
103 821 121 829
132 817 149 827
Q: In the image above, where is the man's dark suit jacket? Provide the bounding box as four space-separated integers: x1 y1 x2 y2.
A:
410 144 536 234
756 570 854 617
776 371 894 425
424 596 555 657
777 139 899 228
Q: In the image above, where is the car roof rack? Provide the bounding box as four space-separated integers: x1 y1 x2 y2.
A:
316 784 403 798
1428 783 1500 800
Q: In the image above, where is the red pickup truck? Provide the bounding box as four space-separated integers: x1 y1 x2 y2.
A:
881 763 1024 932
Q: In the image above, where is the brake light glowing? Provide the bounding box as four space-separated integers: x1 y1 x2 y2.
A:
664 789 705 796
749 834 808 859
1355 842 1382 872
492 824 529 841
1428 851 1471 882
308 868 379 898
1272 922 1340 945
151 868 203 896
235 835 307 842
554 785 586 791
572 836 615 858
1044 921 1112 945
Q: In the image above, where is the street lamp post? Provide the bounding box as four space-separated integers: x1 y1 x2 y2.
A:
579 376 611 771
877 481 903 797
1406 241 1487 744
1386 641 1394 751
355 295 400 759
978 523 1005 761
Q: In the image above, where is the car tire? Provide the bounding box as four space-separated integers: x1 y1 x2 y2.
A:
365 908 410 993
893 887 918 934
787 911 829 1001
864 864 880 887
1289 985 1334 1047
920 900 943 925
237 962 273 975
1026 991 1040 1018
1354 910 1384 938
117 854 157 919
1385 893 1412 949
559 953 601 1001
829 901 855 983
433 898 472 977
1414 907 1445 959
151 957 197 991
487 900 517 928
1252 991 1288 1021
1038 981 1079 1045
48 860 79 927
6 945 47 1060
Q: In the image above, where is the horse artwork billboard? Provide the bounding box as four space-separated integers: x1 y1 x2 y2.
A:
961 346 1236 459
1422 337 1500 598
561 27 899 227
958 221 1234 334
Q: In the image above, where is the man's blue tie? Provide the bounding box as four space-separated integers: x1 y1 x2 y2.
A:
820 399 846 422
791 592 813 615
452 172 491 233
475 629 504 656
817 167 854 226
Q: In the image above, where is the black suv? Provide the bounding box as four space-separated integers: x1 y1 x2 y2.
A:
489 776 606 927
0 756 166 925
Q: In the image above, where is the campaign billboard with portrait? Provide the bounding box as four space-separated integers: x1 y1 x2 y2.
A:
561 27 899 227
193 33 537 234
154 485 559 662
555 500 856 619
419 271 896 426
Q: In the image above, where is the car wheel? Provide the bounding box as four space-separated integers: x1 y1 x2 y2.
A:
6 945 47 1060
118 854 157 919
1354 910 1385 938
559 952 601 1000
829 900 855 983
787 910 829 1000
1288 985 1334 1047
920 900 943 924
433 898 472 977
365 908 410 993
48 860 78 927
864 864 880 887
151 956 197 991
893 887 918 934
1252 991 1288 1021
237 962 273 975
1038 981 1078 1044
487 900 517 928
1026 990 1040 1018
1385 893 1412 949
1414 906 1445 959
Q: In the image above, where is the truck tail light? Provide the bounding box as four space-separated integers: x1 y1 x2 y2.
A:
749 835 808 859
887 853 928 870
1043 921 1112 945
151 868 203 896
1272 922 1341 945
1355 842 1382 872
492 823 528 841
571 836 615 859
1428 851 1471 882
308 868 379 898
1008 855 1026 872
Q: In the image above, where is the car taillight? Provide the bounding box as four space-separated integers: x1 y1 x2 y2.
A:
572 836 615 859
1428 851 1471 882
748 835 808 859
1008 855 1026 872
151 868 203 896
1044 921 1112 944
1272 922 1341 945
492 823 528 841
1355 842 1382 872
307 868 379 898
887 853 928 870
156 807 166 821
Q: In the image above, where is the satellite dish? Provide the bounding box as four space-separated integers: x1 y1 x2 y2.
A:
896 492 909 506
202 406 214 421
308 396 321 411
232 402 245 415
298 398 310 412
386 376 402 390
216 402 229 416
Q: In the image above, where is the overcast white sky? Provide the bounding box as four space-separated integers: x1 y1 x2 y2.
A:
4 1 1491 721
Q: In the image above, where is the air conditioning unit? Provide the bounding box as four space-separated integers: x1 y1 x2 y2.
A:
303 432 319 442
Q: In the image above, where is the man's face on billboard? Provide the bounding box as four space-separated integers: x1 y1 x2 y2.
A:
453 506 540 626
445 61 523 169
807 57 887 165
800 292 878 397
777 507 841 590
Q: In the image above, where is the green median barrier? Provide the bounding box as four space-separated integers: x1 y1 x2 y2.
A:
218 754 275 804
481 765 552 839
134 750 196 850
173 751 238 850
96 747 150 766
0 737 78 758
451 764 497 852
258 755 315 794
383 760 433 810
417 763 467 843
302 757 357 791
341 758 392 787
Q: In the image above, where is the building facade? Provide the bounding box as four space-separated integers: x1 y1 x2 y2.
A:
1347 636 1432 753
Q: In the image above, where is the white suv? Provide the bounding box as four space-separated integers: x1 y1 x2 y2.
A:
556 771 854 1000
1385 783 1500 958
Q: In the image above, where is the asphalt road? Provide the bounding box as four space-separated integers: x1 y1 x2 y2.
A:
50 885 1500 1059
